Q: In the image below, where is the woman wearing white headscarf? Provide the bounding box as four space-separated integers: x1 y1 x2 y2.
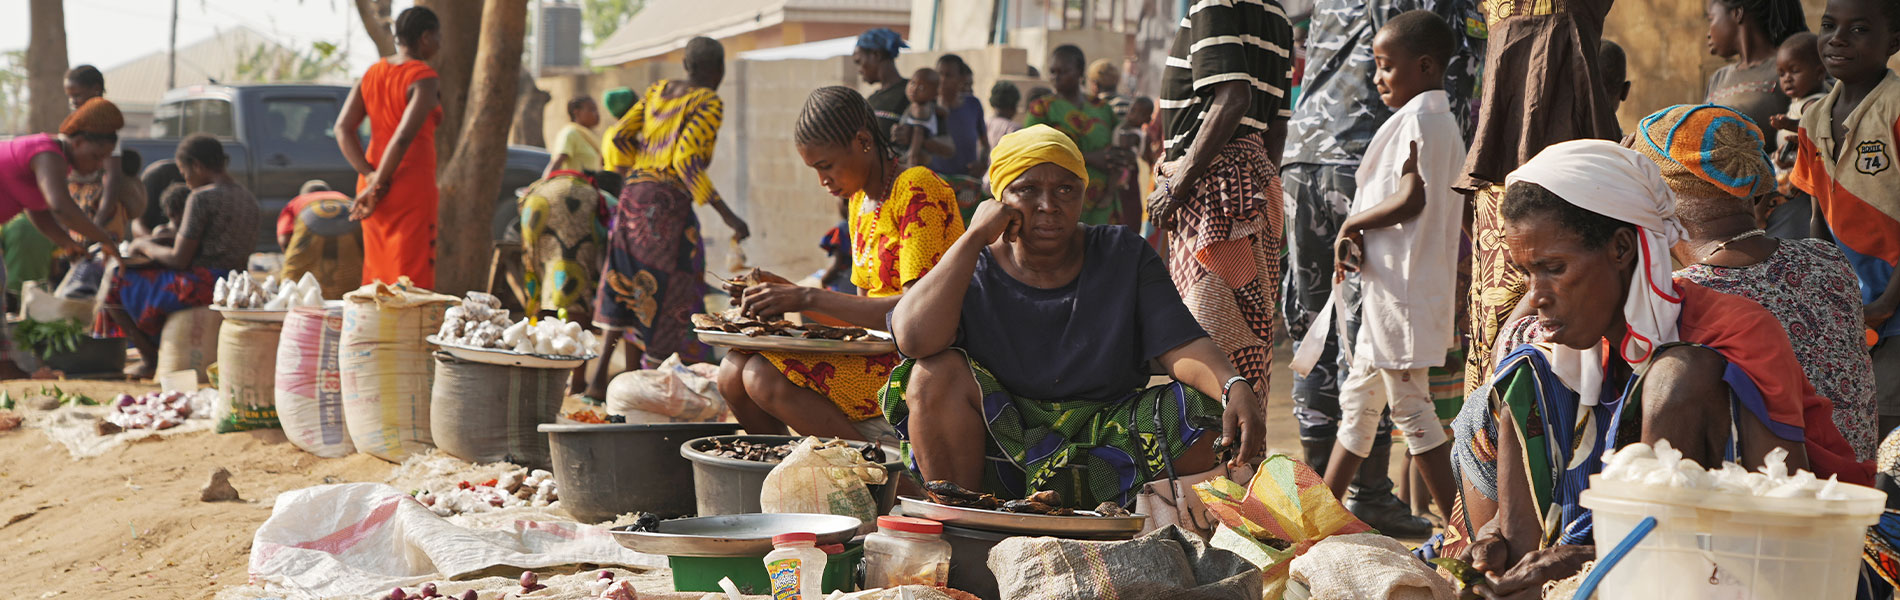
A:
1440 140 1869 597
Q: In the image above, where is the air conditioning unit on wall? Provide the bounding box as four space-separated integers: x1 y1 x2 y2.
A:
536 1 585 76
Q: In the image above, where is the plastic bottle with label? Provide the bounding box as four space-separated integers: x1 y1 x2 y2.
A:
862 516 952 587
764 532 828 599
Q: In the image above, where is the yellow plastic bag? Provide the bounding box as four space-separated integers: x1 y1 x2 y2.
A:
1192 454 1371 598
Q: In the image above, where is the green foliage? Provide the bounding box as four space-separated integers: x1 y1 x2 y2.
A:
16 318 86 360
0 50 29 134
234 40 350 83
581 0 646 48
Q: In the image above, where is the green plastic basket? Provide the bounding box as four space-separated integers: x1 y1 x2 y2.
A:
668 543 862 594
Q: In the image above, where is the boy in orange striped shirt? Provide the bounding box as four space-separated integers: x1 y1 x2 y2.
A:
1790 0 1900 433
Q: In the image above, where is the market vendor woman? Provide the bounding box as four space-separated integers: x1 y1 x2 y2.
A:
1447 140 1869 596
880 125 1265 506
717 86 964 442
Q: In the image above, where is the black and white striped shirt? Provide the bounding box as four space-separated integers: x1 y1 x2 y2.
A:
1158 0 1295 162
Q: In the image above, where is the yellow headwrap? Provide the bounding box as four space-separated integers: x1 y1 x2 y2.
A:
1627 104 1774 201
986 124 1087 200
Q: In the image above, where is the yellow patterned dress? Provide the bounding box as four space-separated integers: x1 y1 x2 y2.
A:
594 81 724 364
763 166 965 421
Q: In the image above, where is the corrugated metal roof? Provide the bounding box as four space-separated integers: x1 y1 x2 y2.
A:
588 0 909 66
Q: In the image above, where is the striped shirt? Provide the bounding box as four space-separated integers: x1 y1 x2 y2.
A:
1791 70 1900 341
1158 0 1296 162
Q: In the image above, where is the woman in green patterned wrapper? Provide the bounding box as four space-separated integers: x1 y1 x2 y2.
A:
878 125 1264 507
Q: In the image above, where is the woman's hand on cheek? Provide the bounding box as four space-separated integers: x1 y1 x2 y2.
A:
968 200 1022 244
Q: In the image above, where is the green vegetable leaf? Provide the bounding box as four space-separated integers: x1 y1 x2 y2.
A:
1 390 12 410
1429 557 1483 585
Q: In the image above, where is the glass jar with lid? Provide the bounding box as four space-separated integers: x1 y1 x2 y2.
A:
862 516 952 588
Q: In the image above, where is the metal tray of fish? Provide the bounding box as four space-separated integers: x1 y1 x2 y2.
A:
694 329 896 354
897 496 1147 536
608 513 862 557
425 335 598 369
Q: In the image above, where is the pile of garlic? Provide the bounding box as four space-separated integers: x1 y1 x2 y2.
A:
214 271 324 310
435 292 598 357
412 469 560 517
1599 440 1852 500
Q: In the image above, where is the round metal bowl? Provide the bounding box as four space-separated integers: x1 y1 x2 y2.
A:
608 513 862 557
897 496 1147 536
211 306 288 322
693 329 896 355
427 335 598 369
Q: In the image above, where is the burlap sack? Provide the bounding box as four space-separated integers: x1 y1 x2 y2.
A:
987 525 1262 600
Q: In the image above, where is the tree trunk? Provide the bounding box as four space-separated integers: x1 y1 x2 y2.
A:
417 0 482 170
435 0 527 295
25 0 68 134
511 70 550 148
352 0 398 58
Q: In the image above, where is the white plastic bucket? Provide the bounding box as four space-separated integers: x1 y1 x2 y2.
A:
1579 475 1884 599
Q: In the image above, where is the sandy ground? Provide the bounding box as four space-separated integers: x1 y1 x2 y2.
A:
0 340 1420 599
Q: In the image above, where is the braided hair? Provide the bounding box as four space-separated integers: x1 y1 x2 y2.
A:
1713 0 1808 45
794 86 895 161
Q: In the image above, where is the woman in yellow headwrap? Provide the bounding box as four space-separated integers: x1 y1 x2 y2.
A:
715 86 963 441
877 124 1265 508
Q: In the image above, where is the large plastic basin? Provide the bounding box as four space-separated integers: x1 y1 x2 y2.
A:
1579 475 1884 599
540 422 742 522
680 434 904 517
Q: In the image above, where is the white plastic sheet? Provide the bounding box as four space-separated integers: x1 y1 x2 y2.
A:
247 483 663 598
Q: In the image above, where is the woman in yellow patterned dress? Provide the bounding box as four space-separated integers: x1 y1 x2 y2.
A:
588 37 752 400
716 86 965 441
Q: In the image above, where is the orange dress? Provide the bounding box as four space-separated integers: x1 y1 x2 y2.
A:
356 58 441 290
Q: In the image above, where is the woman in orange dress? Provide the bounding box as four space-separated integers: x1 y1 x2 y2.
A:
334 6 442 290
715 86 965 441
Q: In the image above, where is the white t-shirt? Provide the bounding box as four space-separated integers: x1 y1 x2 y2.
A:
1350 89 1468 369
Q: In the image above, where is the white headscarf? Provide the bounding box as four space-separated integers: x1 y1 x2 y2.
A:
1503 140 1687 405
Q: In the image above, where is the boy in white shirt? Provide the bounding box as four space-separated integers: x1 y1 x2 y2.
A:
1322 10 1468 523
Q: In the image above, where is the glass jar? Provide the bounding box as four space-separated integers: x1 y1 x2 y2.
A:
862 516 952 588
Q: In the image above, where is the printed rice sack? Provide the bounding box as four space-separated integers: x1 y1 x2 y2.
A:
156 306 222 382
340 280 455 463
215 315 284 432
276 303 352 457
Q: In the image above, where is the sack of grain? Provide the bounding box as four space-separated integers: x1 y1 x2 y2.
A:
429 353 567 470
276 303 352 457
215 315 284 432
339 280 455 463
156 306 222 383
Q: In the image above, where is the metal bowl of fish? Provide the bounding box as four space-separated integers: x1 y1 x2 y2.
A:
608 512 863 557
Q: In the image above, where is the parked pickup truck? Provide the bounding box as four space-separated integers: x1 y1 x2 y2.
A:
123 84 550 251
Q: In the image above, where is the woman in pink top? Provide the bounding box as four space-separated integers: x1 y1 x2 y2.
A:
0 97 126 378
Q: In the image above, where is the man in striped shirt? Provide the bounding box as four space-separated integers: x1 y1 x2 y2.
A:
1147 0 1297 464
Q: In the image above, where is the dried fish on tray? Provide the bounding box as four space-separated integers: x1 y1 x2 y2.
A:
691 310 895 354
898 493 1148 536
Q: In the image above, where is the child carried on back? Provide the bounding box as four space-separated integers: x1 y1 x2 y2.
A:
1322 10 1469 523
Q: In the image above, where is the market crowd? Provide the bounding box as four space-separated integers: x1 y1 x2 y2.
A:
8 0 1900 594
